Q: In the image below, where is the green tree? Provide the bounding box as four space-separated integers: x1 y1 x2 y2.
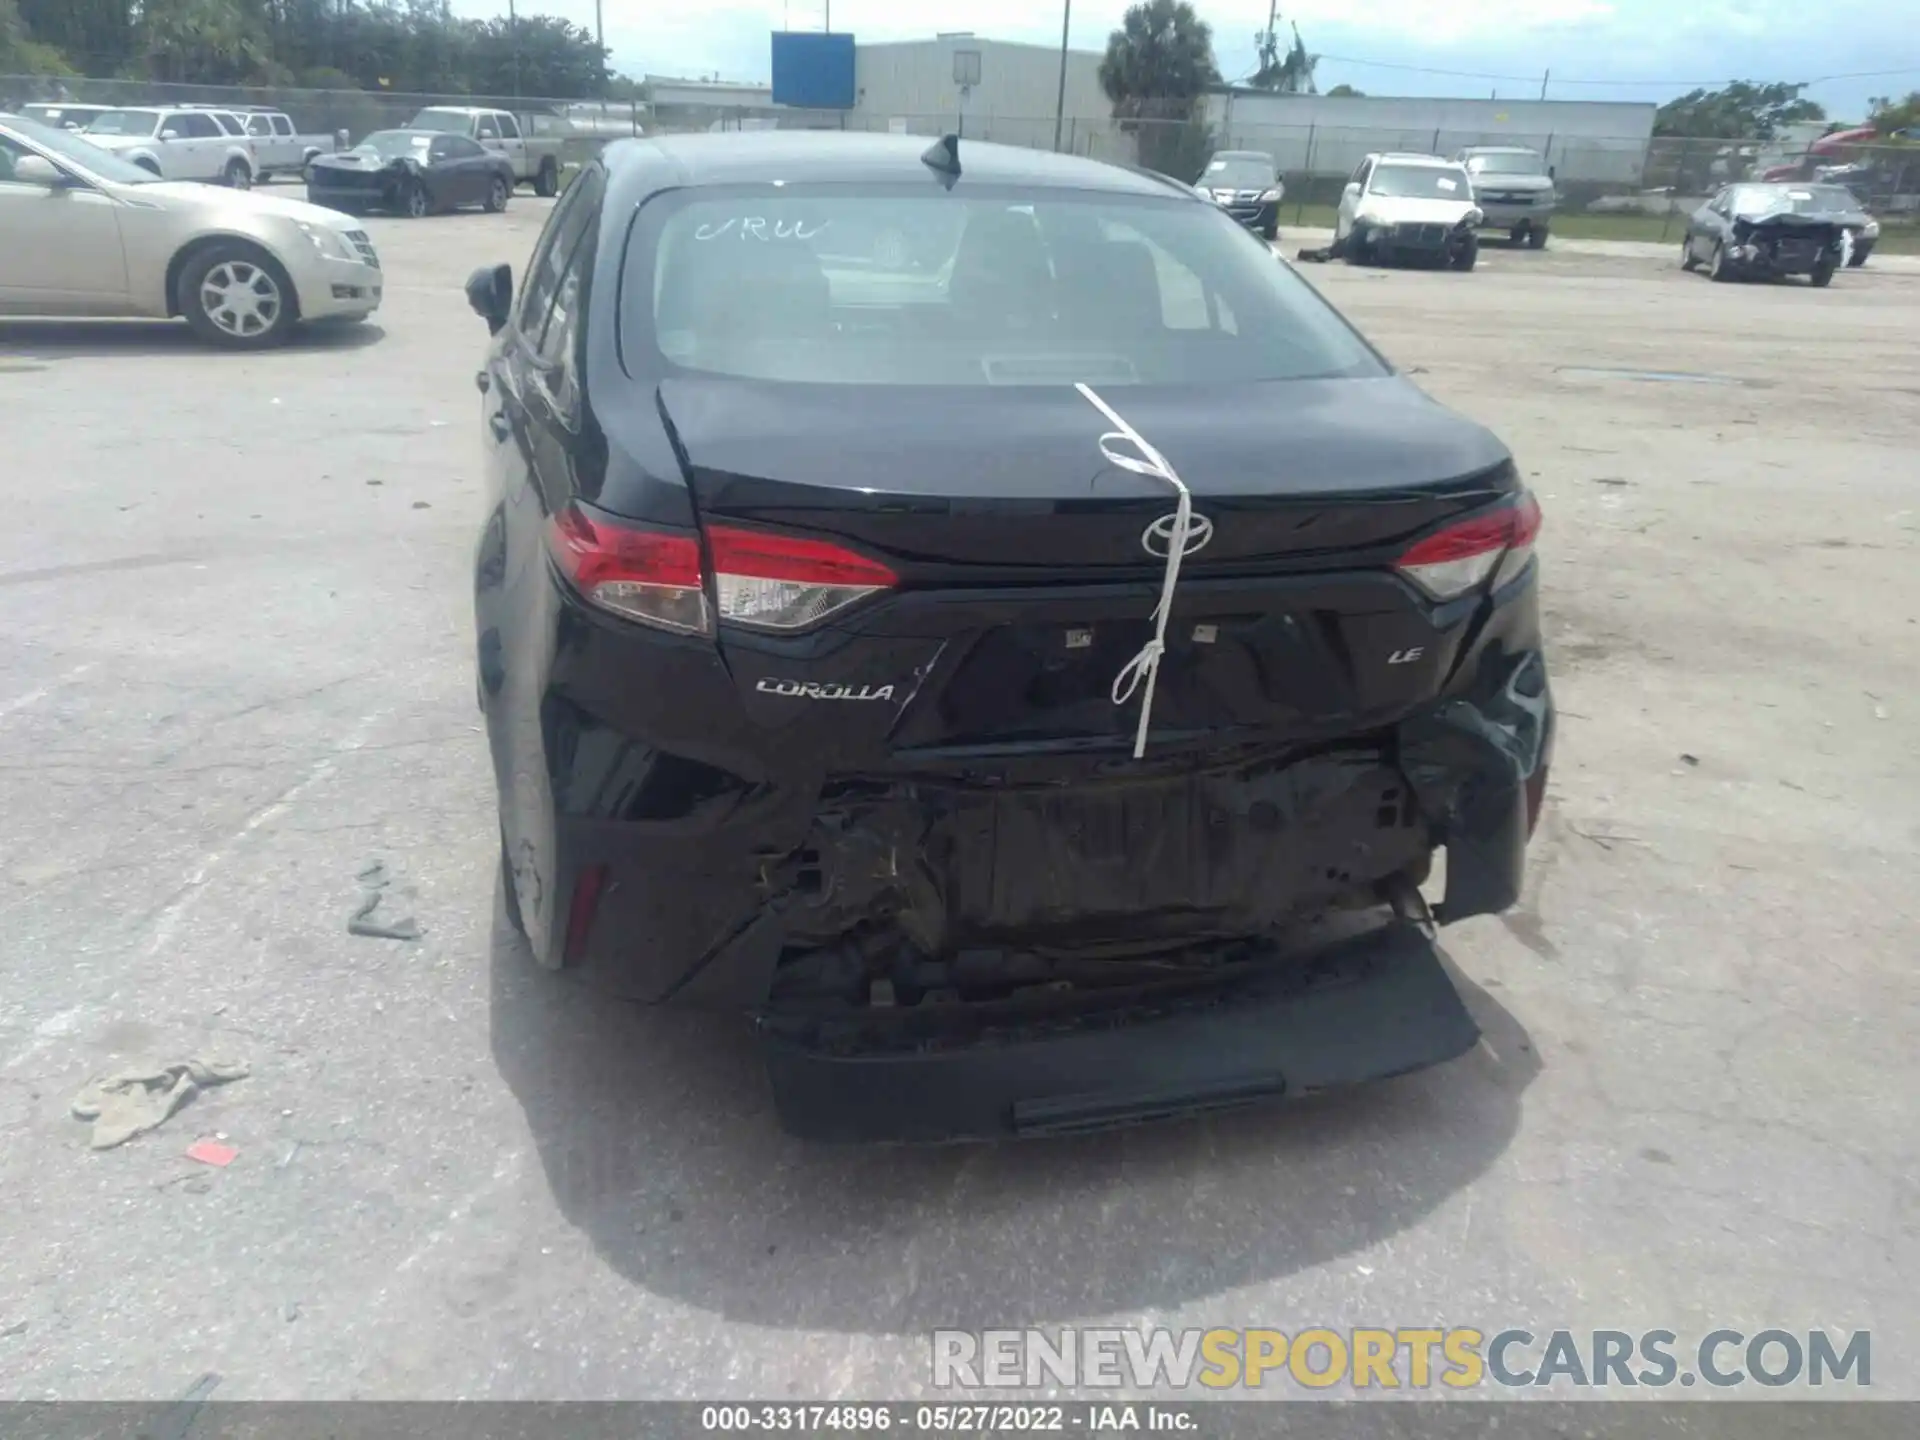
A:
467 14 606 99
139 0 272 85
1099 0 1220 180
1654 81 1825 139
18 0 133 74
2 0 75 75
1325 83 1363 98
1867 90 1919 136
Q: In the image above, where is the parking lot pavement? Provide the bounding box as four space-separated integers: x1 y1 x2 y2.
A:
2 199 1916 1402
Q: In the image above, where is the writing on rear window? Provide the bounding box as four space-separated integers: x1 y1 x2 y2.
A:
695 217 831 242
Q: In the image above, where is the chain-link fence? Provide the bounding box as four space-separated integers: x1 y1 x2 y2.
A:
8 71 1916 236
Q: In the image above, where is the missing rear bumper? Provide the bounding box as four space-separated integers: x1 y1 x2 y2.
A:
760 920 1478 1142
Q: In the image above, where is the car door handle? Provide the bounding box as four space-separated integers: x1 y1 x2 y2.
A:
488 410 512 442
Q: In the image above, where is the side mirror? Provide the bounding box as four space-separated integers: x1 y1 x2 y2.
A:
466 264 513 335
1549 165 1557 180
13 155 69 188
159 129 180 141
1343 181 1360 199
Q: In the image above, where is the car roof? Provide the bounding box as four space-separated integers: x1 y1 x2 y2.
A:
1369 152 1460 167
1459 145 1539 155
607 131 1191 199
1212 149 1275 160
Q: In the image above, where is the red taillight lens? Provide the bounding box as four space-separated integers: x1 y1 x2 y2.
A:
1396 491 1543 601
706 524 897 632
547 507 711 635
563 863 607 965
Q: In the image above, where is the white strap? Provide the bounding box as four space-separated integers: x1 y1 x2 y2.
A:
1075 382 1204 759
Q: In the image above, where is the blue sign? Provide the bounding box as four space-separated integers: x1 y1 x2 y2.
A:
770 32 856 110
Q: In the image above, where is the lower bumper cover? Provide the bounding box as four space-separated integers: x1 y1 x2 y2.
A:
292 259 383 319
1478 206 1551 229
761 921 1478 1143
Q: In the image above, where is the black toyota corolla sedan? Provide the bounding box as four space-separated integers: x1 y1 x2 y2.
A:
467 133 1553 1141
308 128 514 217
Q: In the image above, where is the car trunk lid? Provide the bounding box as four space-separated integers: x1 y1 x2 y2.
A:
655 375 1521 754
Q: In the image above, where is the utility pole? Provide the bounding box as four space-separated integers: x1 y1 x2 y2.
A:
508 0 520 100
1539 69 1549 101
1052 0 1071 151
596 0 606 96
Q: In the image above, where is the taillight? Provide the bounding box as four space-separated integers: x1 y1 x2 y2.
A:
547 506 710 635
707 524 897 631
1395 491 1543 601
545 508 896 634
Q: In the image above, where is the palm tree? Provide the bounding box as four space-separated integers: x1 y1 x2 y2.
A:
1099 0 1219 120
1098 0 1220 179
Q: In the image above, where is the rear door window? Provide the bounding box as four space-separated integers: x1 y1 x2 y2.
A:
516 168 602 338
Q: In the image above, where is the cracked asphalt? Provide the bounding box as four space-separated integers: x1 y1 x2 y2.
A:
1 197 1916 1404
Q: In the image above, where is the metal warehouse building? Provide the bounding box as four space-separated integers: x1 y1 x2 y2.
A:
846 35 1125 157
1205 91 1658 188
665 32 1661 189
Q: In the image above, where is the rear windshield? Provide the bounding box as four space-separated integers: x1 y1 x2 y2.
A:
409 109 474 134
625 187 1386 387
1463 152 1542 176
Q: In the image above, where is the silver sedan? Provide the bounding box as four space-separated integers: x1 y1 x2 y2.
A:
0 111 383 348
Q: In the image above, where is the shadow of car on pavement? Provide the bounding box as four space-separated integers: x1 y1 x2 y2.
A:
487 893 1539 1337
0 317 385 359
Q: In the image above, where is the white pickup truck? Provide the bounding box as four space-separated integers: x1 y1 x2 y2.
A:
228 108 338 182
405 106 563 196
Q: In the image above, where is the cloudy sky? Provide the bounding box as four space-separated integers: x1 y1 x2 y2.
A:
455 2 1913 121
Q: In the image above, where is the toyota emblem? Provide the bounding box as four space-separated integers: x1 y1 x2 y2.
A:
1141 510 1214 559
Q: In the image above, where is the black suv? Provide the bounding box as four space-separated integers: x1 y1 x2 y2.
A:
1196 149 1284 239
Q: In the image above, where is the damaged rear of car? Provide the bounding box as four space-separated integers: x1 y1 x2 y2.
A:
471 134 1554 1141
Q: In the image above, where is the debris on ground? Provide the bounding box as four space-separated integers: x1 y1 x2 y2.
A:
185 1139 238 1168
1 1320 27 1340
1680 753 1700 766
70 1058 250 1150
1295 244 1336 263
347 857 421 941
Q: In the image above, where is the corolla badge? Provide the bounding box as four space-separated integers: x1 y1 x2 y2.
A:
755 678 896 701
1141 510 1214 559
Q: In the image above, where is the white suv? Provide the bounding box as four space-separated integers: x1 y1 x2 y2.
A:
78 106 257 188
1335 152 1484 270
